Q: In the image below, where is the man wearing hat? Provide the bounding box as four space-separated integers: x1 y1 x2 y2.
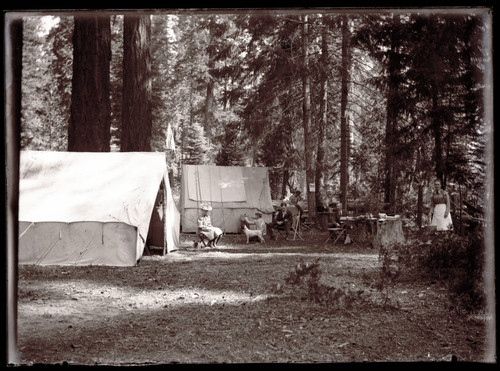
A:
197 204 223 247
268 202 293 239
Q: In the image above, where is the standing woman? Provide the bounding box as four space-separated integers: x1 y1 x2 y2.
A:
429 179 453 231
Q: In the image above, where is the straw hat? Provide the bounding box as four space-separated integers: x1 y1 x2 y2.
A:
200 204 212 211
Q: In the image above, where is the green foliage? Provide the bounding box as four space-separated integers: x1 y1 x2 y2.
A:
182 122 209 165
21 16 69 150
352 13 488 210
215 121 246 166
421 230 486 313
18 12 490 215
378 228 486 313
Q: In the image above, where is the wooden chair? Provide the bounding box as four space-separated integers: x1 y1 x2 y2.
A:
325 227 346 245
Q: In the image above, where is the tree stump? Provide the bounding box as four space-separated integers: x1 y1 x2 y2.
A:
372 219 405 248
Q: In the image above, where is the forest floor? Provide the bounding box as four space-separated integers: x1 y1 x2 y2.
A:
15 231 492 365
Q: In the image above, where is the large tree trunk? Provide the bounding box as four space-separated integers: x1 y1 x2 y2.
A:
416 146 424 227
69 15 111 152
204 17 216 150
384 14 401 213
121 15 152 151
315 16 328 210
302 15 316 216
281 169 290 201
5 16 23 363
339 15 351 214
431 82 444 183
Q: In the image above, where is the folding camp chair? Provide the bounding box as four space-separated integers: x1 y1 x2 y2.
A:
291 214 303 240
273 224 288 240
194 228 223 248
325 227 346 245
193 229 210 248
300 213 314 233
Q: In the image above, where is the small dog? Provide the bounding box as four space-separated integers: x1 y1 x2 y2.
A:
242 225 265 244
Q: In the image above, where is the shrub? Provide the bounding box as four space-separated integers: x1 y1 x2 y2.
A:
378 227 486 313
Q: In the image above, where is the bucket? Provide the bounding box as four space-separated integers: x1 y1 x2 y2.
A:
425 225 437 233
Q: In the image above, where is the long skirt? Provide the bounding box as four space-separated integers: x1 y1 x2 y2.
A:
199 226 223 241
430 203 453 231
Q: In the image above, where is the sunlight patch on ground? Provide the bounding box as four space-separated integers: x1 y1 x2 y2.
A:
19 280 271 319
145 250 380 267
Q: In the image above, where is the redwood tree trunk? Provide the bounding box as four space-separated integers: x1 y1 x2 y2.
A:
69 15 111 152
302 15 316 216
340 15 351 214
315 16 329 210
384 14 401 212
121 15 152 151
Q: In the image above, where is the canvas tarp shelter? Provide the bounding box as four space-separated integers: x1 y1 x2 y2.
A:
18 151 180 266
180 164 275 233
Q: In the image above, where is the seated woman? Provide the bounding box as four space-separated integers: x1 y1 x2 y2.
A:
197 204 223 247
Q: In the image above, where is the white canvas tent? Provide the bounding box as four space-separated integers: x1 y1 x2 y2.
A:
180 164 275 233
18 151 180 266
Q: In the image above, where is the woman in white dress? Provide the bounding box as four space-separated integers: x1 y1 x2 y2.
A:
429 179 453 231
197 204 223 247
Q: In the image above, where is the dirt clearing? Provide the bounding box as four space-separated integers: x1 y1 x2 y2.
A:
14 233 490 364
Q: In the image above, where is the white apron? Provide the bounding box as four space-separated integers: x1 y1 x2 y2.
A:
430 203 453 231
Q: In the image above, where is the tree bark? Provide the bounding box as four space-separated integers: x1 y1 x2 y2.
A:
315 16 328 210
204 17 216 149
384 14 401 213
431 81 445 184
121 15 152 151
302 15 316 216
69 15 111 152
416 147 423 228
279 169 289 201
5 16 23 363
340 15 351 214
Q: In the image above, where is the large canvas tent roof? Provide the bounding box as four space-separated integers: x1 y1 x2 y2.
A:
18 151 180 266
181 164 275 233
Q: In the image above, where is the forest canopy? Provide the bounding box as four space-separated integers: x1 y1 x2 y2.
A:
14 8 493 223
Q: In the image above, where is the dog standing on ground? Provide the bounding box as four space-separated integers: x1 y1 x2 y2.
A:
242 225 265 244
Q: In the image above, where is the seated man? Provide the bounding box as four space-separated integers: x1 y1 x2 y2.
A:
197 204 223 247
268 203 293 239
